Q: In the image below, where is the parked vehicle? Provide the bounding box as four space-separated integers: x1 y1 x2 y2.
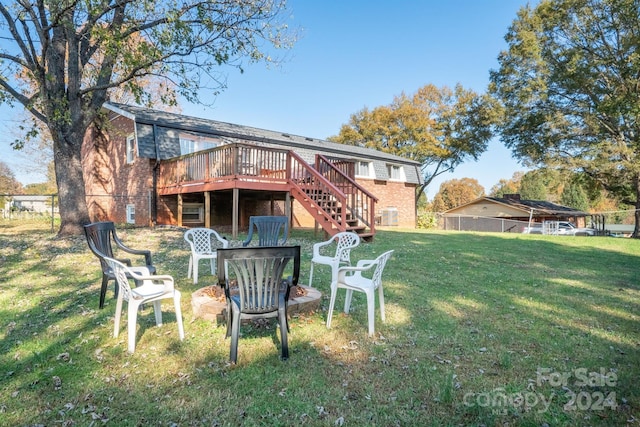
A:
522 221 595 236
522 224 543 234
555 221 596 236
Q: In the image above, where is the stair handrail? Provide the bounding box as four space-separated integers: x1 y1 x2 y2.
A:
287 151 348 234
315 155 378 233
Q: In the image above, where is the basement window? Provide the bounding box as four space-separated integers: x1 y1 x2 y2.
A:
126 204 135 224
183 203 204 223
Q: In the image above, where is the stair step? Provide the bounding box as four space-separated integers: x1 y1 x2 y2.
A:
290 168 376 240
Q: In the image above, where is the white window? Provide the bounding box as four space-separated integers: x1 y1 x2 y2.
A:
387 164 405 181
126 135 135 164
179 134 220 155
126 204 135 224
356 161 373 178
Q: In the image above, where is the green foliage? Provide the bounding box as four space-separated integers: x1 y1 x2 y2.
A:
490 0 640 231
0 1 297 235
416 208 438 228
329 84 499 202
561 181 590 211
519 170 548 200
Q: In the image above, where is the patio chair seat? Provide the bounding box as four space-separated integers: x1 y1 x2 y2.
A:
326 250 394 336
105 257 185 353
308 231 360 287
217 246 300 363
184 228 228 284
84 221 156 309
242 216 289 247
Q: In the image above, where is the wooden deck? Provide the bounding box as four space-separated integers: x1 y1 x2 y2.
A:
157 143 377 239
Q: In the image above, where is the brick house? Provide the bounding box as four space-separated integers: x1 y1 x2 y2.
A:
11 195 51 213
82 103 423 240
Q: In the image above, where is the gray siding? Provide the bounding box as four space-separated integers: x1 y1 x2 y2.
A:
106 103 423 185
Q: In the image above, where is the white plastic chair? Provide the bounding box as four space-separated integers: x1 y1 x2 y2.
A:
326 250 394 336
308 232 360 287
184 228 228 284
105 257 185 353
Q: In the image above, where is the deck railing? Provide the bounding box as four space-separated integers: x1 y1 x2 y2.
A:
315 155 377 233
158 143 376 236
287 151 348 232
158 143 290 189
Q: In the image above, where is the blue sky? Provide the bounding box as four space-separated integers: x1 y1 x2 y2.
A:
0 0 531 199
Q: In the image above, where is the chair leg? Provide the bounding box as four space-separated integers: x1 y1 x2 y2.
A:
127 301 139 353
225 301 232 338
209 258 216 276
187 256 193 279
308 262 315 287
174 291 185 341
278 305 289 360
344 289 354 314
378 285 386 323
230 306 241 363
326 283 338 329
366 289 375 337
99 275 110 309
113 294 124 338
153 301 162 326
193 258 199 284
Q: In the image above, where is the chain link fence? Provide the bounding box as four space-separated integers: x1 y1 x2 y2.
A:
440 214 529 233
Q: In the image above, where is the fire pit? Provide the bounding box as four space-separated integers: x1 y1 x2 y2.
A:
191 284 322 323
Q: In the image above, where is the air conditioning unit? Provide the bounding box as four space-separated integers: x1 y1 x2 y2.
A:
380 207 398 226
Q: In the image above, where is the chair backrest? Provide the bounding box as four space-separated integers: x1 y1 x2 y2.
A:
103 257 134 301
184 228 228 253
371 250 394 288
243 216 289 247
84 221 118 271
334 232 361 264
217 246 300 314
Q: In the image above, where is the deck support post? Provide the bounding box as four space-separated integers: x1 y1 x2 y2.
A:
204 191 211 228
232 188 239 239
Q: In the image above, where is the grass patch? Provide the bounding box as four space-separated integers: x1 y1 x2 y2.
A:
1 219 639 425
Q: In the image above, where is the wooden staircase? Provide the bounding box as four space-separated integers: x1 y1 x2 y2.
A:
156 143 377 240
288 152 377 241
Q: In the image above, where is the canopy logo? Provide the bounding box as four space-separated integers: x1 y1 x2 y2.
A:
463 367 618 414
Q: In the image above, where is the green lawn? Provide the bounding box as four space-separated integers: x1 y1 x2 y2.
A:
1 219 639 426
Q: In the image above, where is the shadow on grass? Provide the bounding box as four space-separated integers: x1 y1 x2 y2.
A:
1 225 639 425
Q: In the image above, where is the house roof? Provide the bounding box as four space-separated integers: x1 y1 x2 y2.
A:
444 196 590 217
104 103 423 185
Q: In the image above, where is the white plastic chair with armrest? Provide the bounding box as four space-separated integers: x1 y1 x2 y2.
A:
308 231 360 287
184 228 228 284
105 257 185 353
326 250 394 336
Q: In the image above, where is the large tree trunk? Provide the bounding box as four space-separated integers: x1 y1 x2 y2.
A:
53 130 91 237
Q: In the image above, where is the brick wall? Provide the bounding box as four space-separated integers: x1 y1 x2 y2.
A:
83 116 154 226
292 178 417 229
83 116 418 230
356 178 416 228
